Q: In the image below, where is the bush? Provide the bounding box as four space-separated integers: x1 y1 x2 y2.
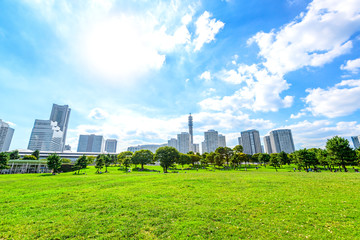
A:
60 164 74 173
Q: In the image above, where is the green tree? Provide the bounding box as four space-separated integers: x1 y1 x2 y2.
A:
258 153 270 166
233 145 243 153
223 147 234 165
188 152 201 166
214 153 224 167
32 150 40 160
9 150 19 160
131 150 154 170
154 146 180 173
278 151 290 165
326 136 356 172
23 155 37 160
95 155 105 173
74 155 88 174
117 151 133 168
104 154 112 173
47 154 62 174
62 158 72 163
86 156 96 165
293 149 317 170
269 153 280 171
177 153 191 169
251 153 261 164
206 152 216 167
0 152 10 170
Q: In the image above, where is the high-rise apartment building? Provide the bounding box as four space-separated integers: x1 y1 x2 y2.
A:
241 129 262 155
203 130 219 153
168 138 178 149
269 129 295 153
351 136 360 149
177 132 190 154
0 119 14 152
218 134 226 147
77 134 104 152
28 120 63 151
263 136 273 154
49 104 71 151
105 139 117 153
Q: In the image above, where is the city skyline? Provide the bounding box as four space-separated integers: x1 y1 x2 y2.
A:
1 0 360 151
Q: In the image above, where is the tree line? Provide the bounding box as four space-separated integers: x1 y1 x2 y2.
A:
1 136 359 174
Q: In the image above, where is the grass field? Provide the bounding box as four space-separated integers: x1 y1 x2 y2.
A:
0 165 359 239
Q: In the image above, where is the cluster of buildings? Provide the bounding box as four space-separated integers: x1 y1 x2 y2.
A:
2 103 360 156
239 129 295 154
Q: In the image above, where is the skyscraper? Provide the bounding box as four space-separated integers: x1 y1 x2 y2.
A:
105 139 117 153
203 130 219 153
28 120 63 151
238 137 242 146
263 136 273 154
0 119 14 152
77 134 104 152
218 134 226 147
177 132 190 153
351 136 360 149
188 113 193 146
241 129 262 155
50 104 71 151
269 129 295 153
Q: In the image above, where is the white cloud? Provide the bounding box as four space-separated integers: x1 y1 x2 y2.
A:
200 0 360 113
281 120 360 148
305 79 360 118
88 108 109 120
341 58 360 74
193 11 224 51
21 1 222 84
199 71 211 81
200 66 294 112
248 0 360 76
290 110 307 119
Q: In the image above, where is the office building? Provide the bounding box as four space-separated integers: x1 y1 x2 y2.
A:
49 104 71 151
241 129 262 155
193 143 200 153
28 120 63 151
177 132 190 153
238 137 242 146
127 144 166 153
64 145 71 151
269 129 295 154
351 136 360 149
168 138 178 149
77 134 104 153
105 139 117 153
263 136 273 154
203 130 219 153
218 134 226 147
0 119 14 151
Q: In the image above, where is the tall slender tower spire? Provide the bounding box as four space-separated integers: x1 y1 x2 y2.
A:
188 113 193 146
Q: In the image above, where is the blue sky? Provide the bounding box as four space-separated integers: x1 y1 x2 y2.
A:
1 0 360 151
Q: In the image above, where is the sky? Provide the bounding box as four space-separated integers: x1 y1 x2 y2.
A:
1 0 360 152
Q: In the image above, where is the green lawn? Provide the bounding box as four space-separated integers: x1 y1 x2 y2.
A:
0 166 359 239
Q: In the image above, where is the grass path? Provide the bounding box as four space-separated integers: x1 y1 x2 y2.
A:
0 167 359 239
